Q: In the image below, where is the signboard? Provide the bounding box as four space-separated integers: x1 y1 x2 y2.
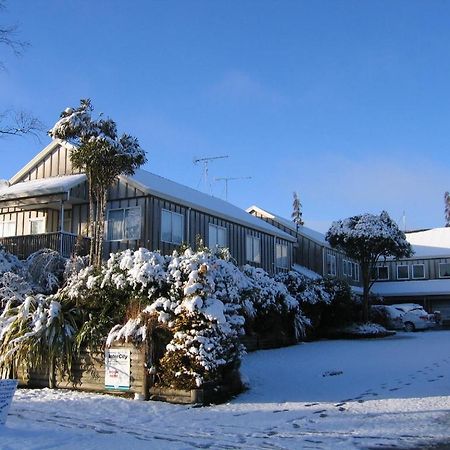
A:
0 379 17 425
105 348 131 391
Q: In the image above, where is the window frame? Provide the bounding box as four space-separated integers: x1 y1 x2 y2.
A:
327 253 337 276
396 265 409 280
276 243 289 269
208 223 227 249
412 264 425 280
0 220 15 237
246 235 261 263
107 206 142 242
439 262 450 278
161 209 184 245
29 218 45 235
351 262 360 282
372 265 389 281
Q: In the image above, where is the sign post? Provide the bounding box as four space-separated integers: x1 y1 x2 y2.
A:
0 379 17 425
105 348 131 391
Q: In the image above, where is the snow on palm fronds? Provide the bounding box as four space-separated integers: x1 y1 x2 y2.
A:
0 295 78 377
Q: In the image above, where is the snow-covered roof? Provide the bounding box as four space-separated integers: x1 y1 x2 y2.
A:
0 174 86 201
373 279 450 297
246 205 327 245
123 170 296 241
405 228 450 257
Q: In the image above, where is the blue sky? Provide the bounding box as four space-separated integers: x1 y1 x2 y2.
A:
1 0 450 232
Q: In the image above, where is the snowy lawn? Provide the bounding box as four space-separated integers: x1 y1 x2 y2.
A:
2 330 450 449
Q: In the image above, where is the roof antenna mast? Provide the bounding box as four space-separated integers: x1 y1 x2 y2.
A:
193 155 229 194
215 176 252 201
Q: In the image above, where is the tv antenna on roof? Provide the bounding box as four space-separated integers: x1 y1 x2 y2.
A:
215 176 252 201
193 155 229 194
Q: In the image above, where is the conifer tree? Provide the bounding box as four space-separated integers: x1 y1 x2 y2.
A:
291 191 304 231
445 192 450 227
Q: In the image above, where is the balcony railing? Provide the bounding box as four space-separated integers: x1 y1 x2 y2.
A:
0 232 90 259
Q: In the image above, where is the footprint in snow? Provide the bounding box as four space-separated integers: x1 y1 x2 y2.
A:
389 387 400 391
313 409 327 414
304 403 319 407
334 402 346 407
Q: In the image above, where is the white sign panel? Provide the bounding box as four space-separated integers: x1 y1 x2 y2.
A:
0 379 17 425
105 348 131 391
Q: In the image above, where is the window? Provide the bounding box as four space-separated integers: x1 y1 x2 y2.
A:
439 263 450 278
276 243 289 268
327 253 337 276
30 218 45 235
371 266 389 280
246 235 261 263
0 221 15 237
343 259 359 281
351 262 359 282
161 209 183 244
397 265 409 280
107 207 141 241
209 224 227 248
412 264 425 279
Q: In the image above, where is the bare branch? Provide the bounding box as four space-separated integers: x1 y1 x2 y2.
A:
0 110 45 139
0 1 30 70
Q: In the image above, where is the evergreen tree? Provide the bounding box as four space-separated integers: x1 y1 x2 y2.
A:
49 99 147 266
445 192 450 227
326 211 412 322
291 191 304 230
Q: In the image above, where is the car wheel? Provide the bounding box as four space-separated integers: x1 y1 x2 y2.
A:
404 322 415 332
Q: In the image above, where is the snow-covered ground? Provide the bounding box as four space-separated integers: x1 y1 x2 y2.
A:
2 331 450 449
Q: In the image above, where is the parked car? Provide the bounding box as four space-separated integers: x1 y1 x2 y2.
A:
390 303 437 332
370 305 405 330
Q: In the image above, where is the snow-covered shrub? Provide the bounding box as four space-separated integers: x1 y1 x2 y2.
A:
242 265 309 340
107 248 247 389
0 247 22 275
25 249 67 294
276 271 331 306
319 278 358 329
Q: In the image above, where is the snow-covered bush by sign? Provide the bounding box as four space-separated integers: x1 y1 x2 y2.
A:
106 248 247 389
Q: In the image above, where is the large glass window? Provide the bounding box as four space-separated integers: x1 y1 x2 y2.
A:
107 207 141 241
0 221 15 237
209 224 227 248
327 253 337 276
276 243 288 268
161 209 183 244
412 264 425 279
246 235 261 263
397 265 409 280
439 263 450 278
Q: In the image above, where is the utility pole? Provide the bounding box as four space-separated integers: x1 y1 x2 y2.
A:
215 176 252 201
193 155 229 194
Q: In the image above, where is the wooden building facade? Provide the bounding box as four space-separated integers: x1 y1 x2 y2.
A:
0 140 295 274
247 205 363 289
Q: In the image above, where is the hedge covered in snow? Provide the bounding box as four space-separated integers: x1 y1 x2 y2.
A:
0 245 356 390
